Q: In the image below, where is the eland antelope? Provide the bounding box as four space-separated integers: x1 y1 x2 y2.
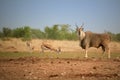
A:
76 23 111 58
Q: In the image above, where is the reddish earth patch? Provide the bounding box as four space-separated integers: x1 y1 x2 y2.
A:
0 57 120 80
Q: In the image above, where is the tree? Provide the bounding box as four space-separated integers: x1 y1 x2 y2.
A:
116 33 120 41
44 26 51 39
13 27 24 38
44 24 77 40
31 29 45 39
12 26 32 40
59 24 70 40
51 24 60 39
2 27 12 37
0 31 3 38
23 26 32 40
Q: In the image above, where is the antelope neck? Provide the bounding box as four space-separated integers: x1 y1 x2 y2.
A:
79 31 85 41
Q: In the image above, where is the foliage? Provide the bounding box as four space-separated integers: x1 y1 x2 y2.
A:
0 25 120 41
31 29 45 39
13 27 24 38
116 33 120 41
2 27 12 37
22 26 32 40
0 31 3 38
44 24 77 40
107 31 120 42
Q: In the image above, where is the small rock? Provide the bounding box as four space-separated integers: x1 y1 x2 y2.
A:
118 74 120 77
67 61 70 64
49 74 59 78
93 66 97 69
90 71 94 74
51 61 53 64
58 61 61 64
61 72 66 76
82 76 85 79
33 76 38 79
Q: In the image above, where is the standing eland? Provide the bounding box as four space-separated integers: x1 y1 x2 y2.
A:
76 23 111 58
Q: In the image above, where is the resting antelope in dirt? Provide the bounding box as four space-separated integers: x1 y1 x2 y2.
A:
76 23 111 58
41 42 61 53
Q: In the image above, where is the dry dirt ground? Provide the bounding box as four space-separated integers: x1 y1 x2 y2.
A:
0 39 120 80
0 57 120 80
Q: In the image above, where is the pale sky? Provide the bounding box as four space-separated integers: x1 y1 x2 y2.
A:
0 0 120 33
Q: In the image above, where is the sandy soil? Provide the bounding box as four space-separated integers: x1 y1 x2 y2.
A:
0 57 120 80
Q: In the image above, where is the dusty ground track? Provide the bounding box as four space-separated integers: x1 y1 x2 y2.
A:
0 57 120 80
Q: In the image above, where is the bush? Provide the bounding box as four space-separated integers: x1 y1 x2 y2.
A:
0 25 119 41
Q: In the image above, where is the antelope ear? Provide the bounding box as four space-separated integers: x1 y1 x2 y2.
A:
76 26 79 31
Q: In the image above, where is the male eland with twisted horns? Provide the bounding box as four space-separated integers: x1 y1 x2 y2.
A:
76 23 111 58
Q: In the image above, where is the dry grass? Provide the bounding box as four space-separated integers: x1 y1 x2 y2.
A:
0 38 120 54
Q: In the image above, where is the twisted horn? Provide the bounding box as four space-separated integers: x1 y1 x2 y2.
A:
81 22 84 28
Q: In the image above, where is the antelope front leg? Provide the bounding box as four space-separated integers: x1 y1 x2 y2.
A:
104 45 111 58
85 49 88 58
41 49 44 53
41 45 44 53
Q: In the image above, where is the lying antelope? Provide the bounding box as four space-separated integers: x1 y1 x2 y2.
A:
76 23 111 58
41 42 61 53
